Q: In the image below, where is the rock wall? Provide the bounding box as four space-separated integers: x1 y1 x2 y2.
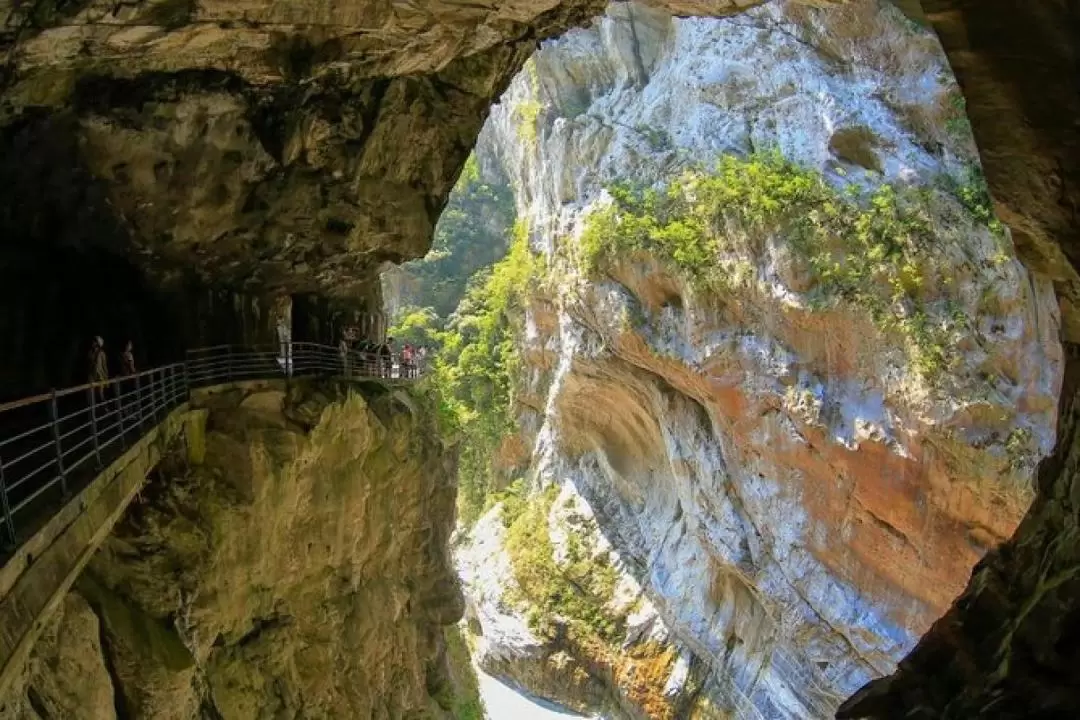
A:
457 2 1064 718
838 1 1080 711
0 0 798 329
0 379 466 719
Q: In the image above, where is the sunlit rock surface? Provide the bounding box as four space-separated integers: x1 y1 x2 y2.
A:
458 1 1064 717
458 486 709 718
0 380 464 719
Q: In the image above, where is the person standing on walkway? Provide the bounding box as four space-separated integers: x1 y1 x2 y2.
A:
402 343 414 378
117 340 137 423
88 336 109 401
379 337 393 378
416 345 428 376
120 341 136 376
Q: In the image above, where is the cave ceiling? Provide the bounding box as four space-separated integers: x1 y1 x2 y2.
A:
0 0 763 300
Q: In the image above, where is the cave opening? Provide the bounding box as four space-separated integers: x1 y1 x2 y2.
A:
0 0 1074 716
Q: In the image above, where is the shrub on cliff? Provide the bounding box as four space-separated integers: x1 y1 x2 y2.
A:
419 229 539 527
579 151 1000 381
503 485 623 645
390 153 516 318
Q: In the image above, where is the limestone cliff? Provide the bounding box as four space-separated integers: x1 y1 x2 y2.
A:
0 379 470 719
455 2 1064 718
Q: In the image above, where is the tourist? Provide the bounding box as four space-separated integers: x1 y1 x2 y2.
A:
88 336 108 401
362 339 378 375
379 337 393 378
402 343 414 378
120 340 136 376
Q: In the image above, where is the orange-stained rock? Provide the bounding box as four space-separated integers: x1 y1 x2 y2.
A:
462 2 1065 717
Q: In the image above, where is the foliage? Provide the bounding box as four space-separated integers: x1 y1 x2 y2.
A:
635 124 672 153
1005 427 1035 473
578 151 999 381
513 59 545 146
390 153 516 318
947 165 1007 237
514 99 544 146
487 476 528 527
389 306 442 348
417 230 540 527
944 90 972 138
503 485 624 645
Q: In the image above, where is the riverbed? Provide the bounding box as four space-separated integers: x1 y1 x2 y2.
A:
476 666 590 719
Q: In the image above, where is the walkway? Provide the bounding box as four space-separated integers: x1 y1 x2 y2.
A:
0 342 418 554
0 342 418 699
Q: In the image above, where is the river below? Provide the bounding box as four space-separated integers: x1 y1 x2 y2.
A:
476 665 593 719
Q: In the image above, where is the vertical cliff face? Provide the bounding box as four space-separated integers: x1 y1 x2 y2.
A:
2 380 469 719
455 2 1064 718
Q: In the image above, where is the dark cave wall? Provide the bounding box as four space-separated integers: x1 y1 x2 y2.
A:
0 112 285 400
0 248 288 402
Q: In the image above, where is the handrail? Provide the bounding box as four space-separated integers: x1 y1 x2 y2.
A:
0 342 425 553
0 363 186 414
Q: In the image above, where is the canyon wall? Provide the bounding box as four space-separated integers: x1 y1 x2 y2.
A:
1 0 1078 715
0 380 469 719
456 2 1064 717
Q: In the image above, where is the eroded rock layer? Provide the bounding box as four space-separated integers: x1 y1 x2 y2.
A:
456 2 1064 717
0 380 465 719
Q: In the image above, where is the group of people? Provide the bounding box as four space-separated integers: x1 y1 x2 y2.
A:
86 336 137 399
90 330 424 393
338 329 426 379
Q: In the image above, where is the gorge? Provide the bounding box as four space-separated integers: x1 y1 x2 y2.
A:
0 0 1078 718
413 2 1063 716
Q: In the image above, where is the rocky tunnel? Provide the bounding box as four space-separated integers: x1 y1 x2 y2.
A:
0 0 1077 715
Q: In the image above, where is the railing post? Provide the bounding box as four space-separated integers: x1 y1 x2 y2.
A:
89 385 103 469
49 390 68 497
182 362 190 400
0 456 16 547
153 369 162 422
135 373 144 431
227 346 234 382
118 378 128 450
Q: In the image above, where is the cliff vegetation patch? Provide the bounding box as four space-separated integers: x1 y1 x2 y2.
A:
579 151 1003 381
405 230 539 527
502 484 623 644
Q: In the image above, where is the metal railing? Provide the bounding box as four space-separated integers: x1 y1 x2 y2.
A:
0 342 422 551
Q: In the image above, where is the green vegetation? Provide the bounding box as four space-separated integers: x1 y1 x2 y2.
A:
431 625 486 720
514 99 544 146
503 485 623 645
947 165 1006 237
944 90 973 138
389 307 442 349
635 124 673 153
394 230 541 527
513 59 545 146
391 153 516 318
578 151 997 380
1005 427 1035 473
